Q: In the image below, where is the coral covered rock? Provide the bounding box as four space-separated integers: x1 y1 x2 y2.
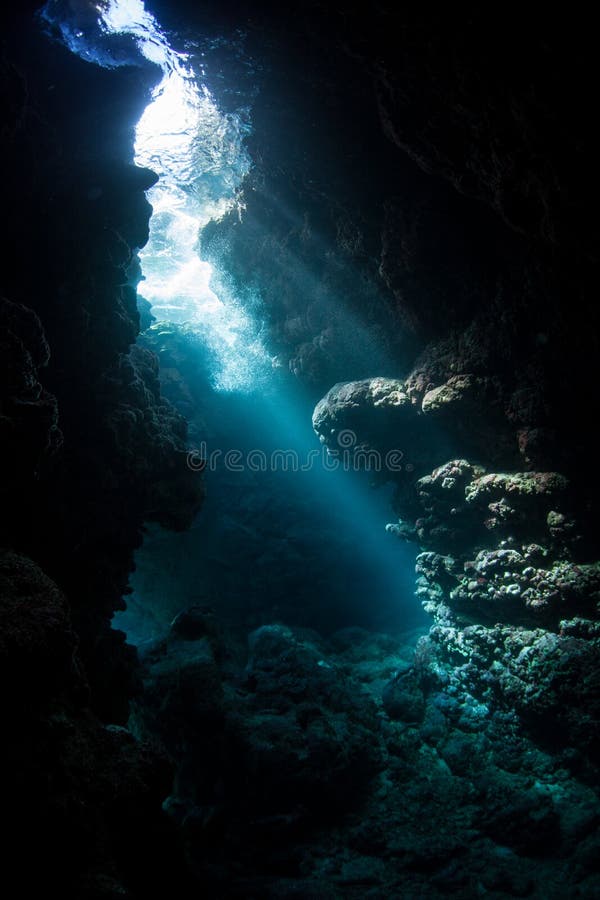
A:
312 376 441 477
313 356 600 769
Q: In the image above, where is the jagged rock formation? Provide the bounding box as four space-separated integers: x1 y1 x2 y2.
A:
3 1 600 896
314 375 600 771
310 370 600 895
1 7 203 713
1 9 203 895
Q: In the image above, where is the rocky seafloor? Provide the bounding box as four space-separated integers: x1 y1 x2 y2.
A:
131 610 599 898
126 371 600 897
1 2 600 897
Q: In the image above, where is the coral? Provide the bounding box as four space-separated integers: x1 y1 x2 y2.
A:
312 376 442 480
451 553 600 624
465 470 569 505
126 604 600 894
315 373 600 766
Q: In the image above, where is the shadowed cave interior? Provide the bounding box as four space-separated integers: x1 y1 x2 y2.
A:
1 2 600 897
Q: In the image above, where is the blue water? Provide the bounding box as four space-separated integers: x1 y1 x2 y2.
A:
119 378 423 643
41 0 425 642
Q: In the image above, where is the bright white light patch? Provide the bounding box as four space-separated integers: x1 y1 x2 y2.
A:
93 0 269 390
99 0 154 36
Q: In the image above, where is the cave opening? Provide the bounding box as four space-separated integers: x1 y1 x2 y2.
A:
42 0 425 648
4 3 600 896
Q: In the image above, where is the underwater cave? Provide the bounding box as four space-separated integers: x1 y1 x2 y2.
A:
1 2 600 897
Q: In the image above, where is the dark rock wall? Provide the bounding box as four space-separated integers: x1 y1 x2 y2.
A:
195 3 600 487
200 6 506 394
1 8 202 895
0 550 194 897
191 4 600 771
306 3 600 790
1 8 202 720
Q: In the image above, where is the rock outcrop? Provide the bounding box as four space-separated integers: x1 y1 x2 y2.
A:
314 370 600 773
1 11 203 895
1 10 203 717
